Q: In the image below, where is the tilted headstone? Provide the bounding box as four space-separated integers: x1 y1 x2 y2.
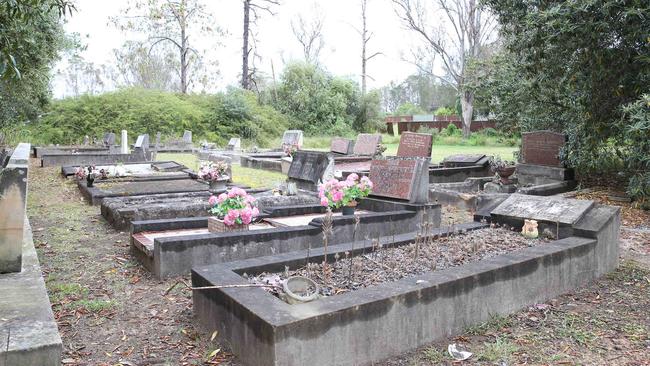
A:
491 193 593 225
134 134 150 151
227 138 241 151
151 161 185 172
287 151 334 188
442 154 489 168
183 130 193 144
353 134 382 156
396 132 433 158
121 130 129 154
103 133 116 146
368 157 429 204
521 131 566 167
330 138 354 155
282 130 304 147
0 143 30 273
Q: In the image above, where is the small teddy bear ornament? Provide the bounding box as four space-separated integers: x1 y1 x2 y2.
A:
522 219 539 239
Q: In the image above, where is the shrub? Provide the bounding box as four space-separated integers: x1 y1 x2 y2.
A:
481 127 499 137
444 123 461 137
434 106 456 116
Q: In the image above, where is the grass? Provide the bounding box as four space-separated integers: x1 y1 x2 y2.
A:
421 346 446 363
478 337 519 362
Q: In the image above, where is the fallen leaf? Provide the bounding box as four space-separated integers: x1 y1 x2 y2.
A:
210 330 218 341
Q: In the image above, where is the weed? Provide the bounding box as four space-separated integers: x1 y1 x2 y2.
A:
466 313 512 335
556 314 597 346
421 346 446 363
478 336 518 362
70 299 117 312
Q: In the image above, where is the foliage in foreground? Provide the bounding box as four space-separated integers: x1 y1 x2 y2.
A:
481 0 650 199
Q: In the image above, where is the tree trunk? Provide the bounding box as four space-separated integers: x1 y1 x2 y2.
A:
460 90 474 138
180 16 188 94
360 0 367 96
242 0 250 90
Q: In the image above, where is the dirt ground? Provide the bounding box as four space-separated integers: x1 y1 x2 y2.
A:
28 161 649 365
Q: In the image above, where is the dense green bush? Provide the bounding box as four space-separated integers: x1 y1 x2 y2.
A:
433 106 456 116
28 88 288 147
444 123 461 137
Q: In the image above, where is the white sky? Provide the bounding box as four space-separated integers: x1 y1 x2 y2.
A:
52 0 437 98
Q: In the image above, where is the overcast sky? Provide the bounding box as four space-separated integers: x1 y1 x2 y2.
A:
52 0 435 98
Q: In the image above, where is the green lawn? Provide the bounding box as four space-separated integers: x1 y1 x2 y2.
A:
385 144 518 163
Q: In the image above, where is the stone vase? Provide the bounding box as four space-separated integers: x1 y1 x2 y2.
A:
496 166 516 184
209 178 228 191
208 217 249 233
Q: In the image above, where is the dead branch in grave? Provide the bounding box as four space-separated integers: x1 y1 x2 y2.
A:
321 208 334 281
348 215 361 285
163 279 280 296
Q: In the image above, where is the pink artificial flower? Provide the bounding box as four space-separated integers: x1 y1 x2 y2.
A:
332 190 343 202
347 173 359 182
240 207 253 225
251 206 260 217
208 195 218 206
320 196 329 206
223 214 235 226
217 193 228 203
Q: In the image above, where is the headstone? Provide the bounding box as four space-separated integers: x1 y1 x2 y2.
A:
121 130 129 154
151 161 184 172
396 132 433 158
227 138 241 151
183 130 193 144
0 143 30 273
368 157 429 203
491 193 593 225
287 151 333 185
521 131 566 167
282 130 304 147
442 154 488 168
83 135 90 145
155 132 162 149
330 138 354 155
103 133 116 146
135 134 150 151
353 134 382 156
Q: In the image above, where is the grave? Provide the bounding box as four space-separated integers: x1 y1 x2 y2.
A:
103 132 116 147
331 134 383 173
0 142 62 364
131 197 440 278
78 176 211 205
61 161 187 177
155 131 195 152
287 150 334 191
369 157 430 203
352 133 382 156
330 137 354 155
282 130 303 147
396 131 433 158
121 130 129 154
226 137 241 151
40 149 153 167
133 134 149 152
191 194 620 366
183 130 193 144
442 154 489 168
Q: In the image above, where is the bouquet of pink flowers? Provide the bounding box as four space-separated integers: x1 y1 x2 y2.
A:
282 143 300 157
198 161 229 181
208 187 259 226
74 167 87 180
318 173 373 209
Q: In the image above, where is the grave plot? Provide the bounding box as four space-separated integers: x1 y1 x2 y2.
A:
77 176 211 205
61 161 188 177
191 194 620 366
240 130 304 172
332 133 383 173
130 198 440 278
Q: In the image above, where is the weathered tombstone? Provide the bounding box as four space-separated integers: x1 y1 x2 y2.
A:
330 137 354 155
396 132 433 158
151 161 184 172
83 135 90 145
442 154 489 168
103 132 116 146
491 193 593 225
227 137 241 151
183 130 193 144
0 143 30 273
287 151 334 190
353 133 382 156
155 132 162 149
368 157 429 203
121 130 129 154
521 131 566 167
134 134 150 151
282 130 304 147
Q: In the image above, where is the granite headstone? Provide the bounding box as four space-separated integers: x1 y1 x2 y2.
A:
396 132 433 158
353 134 382 156
368 157 429 203
330 138 354 155
442 154 488 168
287 151 333 185
521 131 566 167
282 130 304 147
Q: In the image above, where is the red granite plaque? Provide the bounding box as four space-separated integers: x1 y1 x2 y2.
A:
368 159 417 200
330 138 353 154
353 134 381 155
521 131 566 167
396 132 433 158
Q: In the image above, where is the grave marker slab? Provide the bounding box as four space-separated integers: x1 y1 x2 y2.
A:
353 134 381 156
288 151 333 184
396 132 433 158
491 193 593 225
152 161 184 172
330 138 354 154
135 134 149 150
0 143 29 273
282 130 303 147
183 130 193 144
227 138 241 151
103 133 116 146
442 154 487 168
521 131 565 167
368 157 429 203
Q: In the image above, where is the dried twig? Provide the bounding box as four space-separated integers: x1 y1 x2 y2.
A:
163 279 280 296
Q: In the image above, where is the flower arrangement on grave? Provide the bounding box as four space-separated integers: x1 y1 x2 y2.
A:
74 166 87 180
489 156 516 184
198 161 229 181
318 173 373 214
282 143 300 157
207 187 259 232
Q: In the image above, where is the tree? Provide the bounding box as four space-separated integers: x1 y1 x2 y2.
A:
0 0 71 133
359 0 381 96
291 8 325 64
242 0 279 90
393 0 497 137
61 56 106 96
111 41 178 91
482 0 650 198
111 0 220 94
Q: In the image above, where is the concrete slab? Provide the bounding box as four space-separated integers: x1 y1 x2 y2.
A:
491 193 593 225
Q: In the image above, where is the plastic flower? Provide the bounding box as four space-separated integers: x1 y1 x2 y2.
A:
332 190 343 202
320 196 329 206
208 195 218 206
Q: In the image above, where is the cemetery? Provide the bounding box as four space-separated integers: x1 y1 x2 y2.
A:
1 1 648 364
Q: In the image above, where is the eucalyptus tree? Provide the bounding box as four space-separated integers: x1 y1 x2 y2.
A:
241 0 279 90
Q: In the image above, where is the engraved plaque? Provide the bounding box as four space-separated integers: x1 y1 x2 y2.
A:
368 159 418 200
396 132 433 158
521 131 565 167
353 134 381 155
